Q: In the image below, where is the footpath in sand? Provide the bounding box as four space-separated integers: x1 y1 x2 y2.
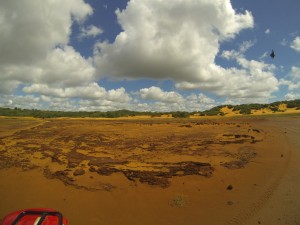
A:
0 115 299 225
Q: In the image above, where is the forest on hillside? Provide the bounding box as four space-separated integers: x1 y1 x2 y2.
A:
0 99 300 118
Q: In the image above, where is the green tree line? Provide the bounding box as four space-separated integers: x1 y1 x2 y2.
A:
0 99 299 118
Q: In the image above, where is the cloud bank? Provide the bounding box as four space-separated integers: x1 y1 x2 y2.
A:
93 0 280 102
0 0 294 112
0 0 133 111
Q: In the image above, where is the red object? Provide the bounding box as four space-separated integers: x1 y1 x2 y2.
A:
1 208 68 225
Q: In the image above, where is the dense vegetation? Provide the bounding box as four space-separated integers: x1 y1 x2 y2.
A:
200 99 300 115
200 106 224 116
0 108 160 118
0 99 299 118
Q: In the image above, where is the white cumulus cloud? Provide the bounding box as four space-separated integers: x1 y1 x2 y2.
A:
93 0 277 102
291 36 300 52
78 25 103 39
94 0 254 84
178 42 278 102
280 66 300 92
0 0 135 110
139 86 183 103
23 82 131 102
0 0 96 95
0 0 92 65
137 86 216 112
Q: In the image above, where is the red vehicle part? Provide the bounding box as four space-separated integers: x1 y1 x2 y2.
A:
0 208 68 225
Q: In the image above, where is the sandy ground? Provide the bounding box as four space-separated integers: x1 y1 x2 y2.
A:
243 117 300 225
0 115 299 225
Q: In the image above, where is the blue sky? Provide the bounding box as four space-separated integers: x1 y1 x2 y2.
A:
0 0 300 112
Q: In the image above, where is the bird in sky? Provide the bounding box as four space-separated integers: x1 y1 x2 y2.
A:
270 49 275 59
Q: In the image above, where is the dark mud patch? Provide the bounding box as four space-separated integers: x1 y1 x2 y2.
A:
43 168 116 192
88 160 213 188
220 146 257 169
221 160 248 169
0 154 38 171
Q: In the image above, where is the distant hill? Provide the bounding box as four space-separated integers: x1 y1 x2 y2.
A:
199 99 300 116
0 99 300 118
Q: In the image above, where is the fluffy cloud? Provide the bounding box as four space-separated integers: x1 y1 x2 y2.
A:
0 95 41 109
93 0 277 102
23 82 131 102
185 93 216 111
2 83 132 111
137 86 216 112
0 0 97 96
0 0 132 110
35 46 95 87
284 93 300 101
139 86 183 103
265 29 270 34
23 83 104 99
0 0 92 65
280 66 300 94
0 94 84 111
177 42 278 102
78 25 103 39
291 36 300 52
76 88 133 111
0 45 96 96
291 66 300 79
94 0 253 83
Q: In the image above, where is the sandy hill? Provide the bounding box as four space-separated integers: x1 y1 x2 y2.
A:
199 100 300 117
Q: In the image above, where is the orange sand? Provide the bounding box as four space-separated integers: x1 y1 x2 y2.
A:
0 115 299 225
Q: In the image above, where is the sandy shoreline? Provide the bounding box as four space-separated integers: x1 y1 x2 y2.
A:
0 116 299 225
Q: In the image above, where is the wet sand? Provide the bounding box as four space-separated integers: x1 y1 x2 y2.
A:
0 116 299 225
243 117 300 225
